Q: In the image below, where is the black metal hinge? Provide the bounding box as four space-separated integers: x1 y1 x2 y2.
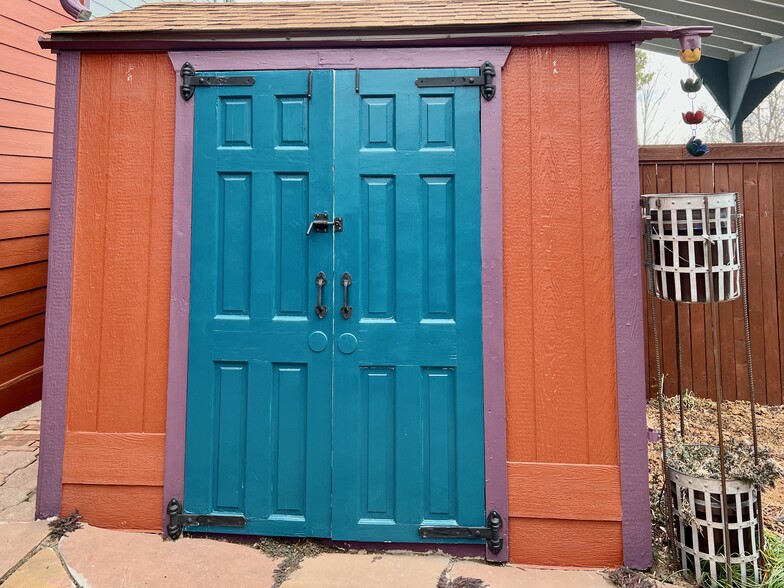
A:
415 61 497 101
418 510 504 554
166 498 246 540
180 62 255 101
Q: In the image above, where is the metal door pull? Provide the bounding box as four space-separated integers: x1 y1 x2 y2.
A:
340 272 352 319
315 272 327 318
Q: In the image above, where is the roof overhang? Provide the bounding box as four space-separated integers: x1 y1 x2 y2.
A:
39 22 712 51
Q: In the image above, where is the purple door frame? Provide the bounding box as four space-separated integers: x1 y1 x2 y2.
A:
163 47 512 562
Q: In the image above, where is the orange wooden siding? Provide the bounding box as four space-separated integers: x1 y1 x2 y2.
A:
502 45 622 566
0 0 71 416
640 145 784 407
61 52 174 530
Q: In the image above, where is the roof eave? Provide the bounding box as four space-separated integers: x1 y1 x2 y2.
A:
39 22 712 52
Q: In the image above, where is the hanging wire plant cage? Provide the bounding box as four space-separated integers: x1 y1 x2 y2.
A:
642 193 740 303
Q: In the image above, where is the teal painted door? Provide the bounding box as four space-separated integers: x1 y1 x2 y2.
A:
185 68 484 543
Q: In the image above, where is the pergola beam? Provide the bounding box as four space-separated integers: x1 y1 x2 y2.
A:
618 0 784 38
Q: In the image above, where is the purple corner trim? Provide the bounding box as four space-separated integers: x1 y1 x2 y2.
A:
162 74 195 530
163 47 511 560
58 0 90 20
609 42 653 570
36 51 80 520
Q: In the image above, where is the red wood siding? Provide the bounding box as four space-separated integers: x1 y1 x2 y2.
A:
503 44 622 566
61 53 174 530
0 0 72 416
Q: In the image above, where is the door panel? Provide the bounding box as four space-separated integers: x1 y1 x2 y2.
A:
331 69 485 542
185 68 484 544
185 70 334 537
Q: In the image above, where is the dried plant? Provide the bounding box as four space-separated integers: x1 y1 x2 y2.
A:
668 440 783 489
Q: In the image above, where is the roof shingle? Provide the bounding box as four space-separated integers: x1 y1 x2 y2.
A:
48 0 641 36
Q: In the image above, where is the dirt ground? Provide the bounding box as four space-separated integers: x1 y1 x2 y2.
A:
647 395 784 535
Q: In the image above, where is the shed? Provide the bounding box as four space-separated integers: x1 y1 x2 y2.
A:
36 0 708 568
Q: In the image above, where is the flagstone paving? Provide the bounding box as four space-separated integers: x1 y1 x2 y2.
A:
0 520 51 579
2 548 74 588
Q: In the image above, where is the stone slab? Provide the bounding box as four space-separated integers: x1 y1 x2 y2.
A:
0 487 33 514
0 452 36 475
59 524 280 588
281 553 450 588
449 561 616 588
0 521 51 578
0 499 36 523
3 548 73 588
3 463 38 489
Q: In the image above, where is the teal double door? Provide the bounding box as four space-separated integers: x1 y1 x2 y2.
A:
184 69 484 543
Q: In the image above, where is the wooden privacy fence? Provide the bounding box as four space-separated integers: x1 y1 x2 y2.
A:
640 144 784 406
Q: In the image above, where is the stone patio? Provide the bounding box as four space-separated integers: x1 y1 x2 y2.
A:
0 402 664 587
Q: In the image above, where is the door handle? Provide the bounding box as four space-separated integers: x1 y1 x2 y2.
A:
315 272 327 319
340 272 352 319
306 213 343 235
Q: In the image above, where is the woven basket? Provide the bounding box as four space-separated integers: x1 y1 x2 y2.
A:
667 460 760 585
643 193 740 303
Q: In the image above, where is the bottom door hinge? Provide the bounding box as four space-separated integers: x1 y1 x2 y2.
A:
166 497 246 540
418 510 503 554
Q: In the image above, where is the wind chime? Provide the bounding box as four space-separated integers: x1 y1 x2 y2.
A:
678 35 709 158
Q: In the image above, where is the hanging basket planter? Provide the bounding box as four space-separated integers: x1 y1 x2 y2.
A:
642 193 740 303
667 456 761 586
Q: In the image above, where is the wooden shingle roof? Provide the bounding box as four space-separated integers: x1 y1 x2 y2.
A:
49 0 642 35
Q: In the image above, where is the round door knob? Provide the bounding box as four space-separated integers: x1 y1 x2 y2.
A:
338 333 358 354
308 331 328 352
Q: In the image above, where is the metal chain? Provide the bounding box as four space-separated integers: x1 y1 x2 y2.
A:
736 193 765 555
643 201 676 558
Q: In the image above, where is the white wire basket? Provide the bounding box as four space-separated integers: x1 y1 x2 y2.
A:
643 193 740 303
668 464 760 586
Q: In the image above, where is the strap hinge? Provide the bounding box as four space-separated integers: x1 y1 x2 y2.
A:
166 498 246 540
418 510 504 554
415 61 496 101
180 62 255 101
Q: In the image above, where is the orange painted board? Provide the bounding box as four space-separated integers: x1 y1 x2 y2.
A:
0 71 55 109
0 312 44 355
502 47 536 463
0 0 72 33
509 518 623 567
0 184 51 211
61 484 163 531
0 127 53 158
0 288 47 326
0 340 43 383
0 16 57 61
507 462 621 521
0 156 52 183
67 53 174 435
62 433 165 486
0 210 50 240
0 98 54 134
502 45 617 465
577 45 618 466
0 45 57 86
0 236 49 268
0 262 48 297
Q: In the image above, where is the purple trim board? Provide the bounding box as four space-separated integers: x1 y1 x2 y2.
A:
164 47 511 562
609 42 653 570
36 51 80 520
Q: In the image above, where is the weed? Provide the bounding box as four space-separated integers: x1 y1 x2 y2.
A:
606 566 658 588
48 511 82 538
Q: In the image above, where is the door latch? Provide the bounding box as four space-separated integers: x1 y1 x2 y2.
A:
419 510 504 554
306 213 343 235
